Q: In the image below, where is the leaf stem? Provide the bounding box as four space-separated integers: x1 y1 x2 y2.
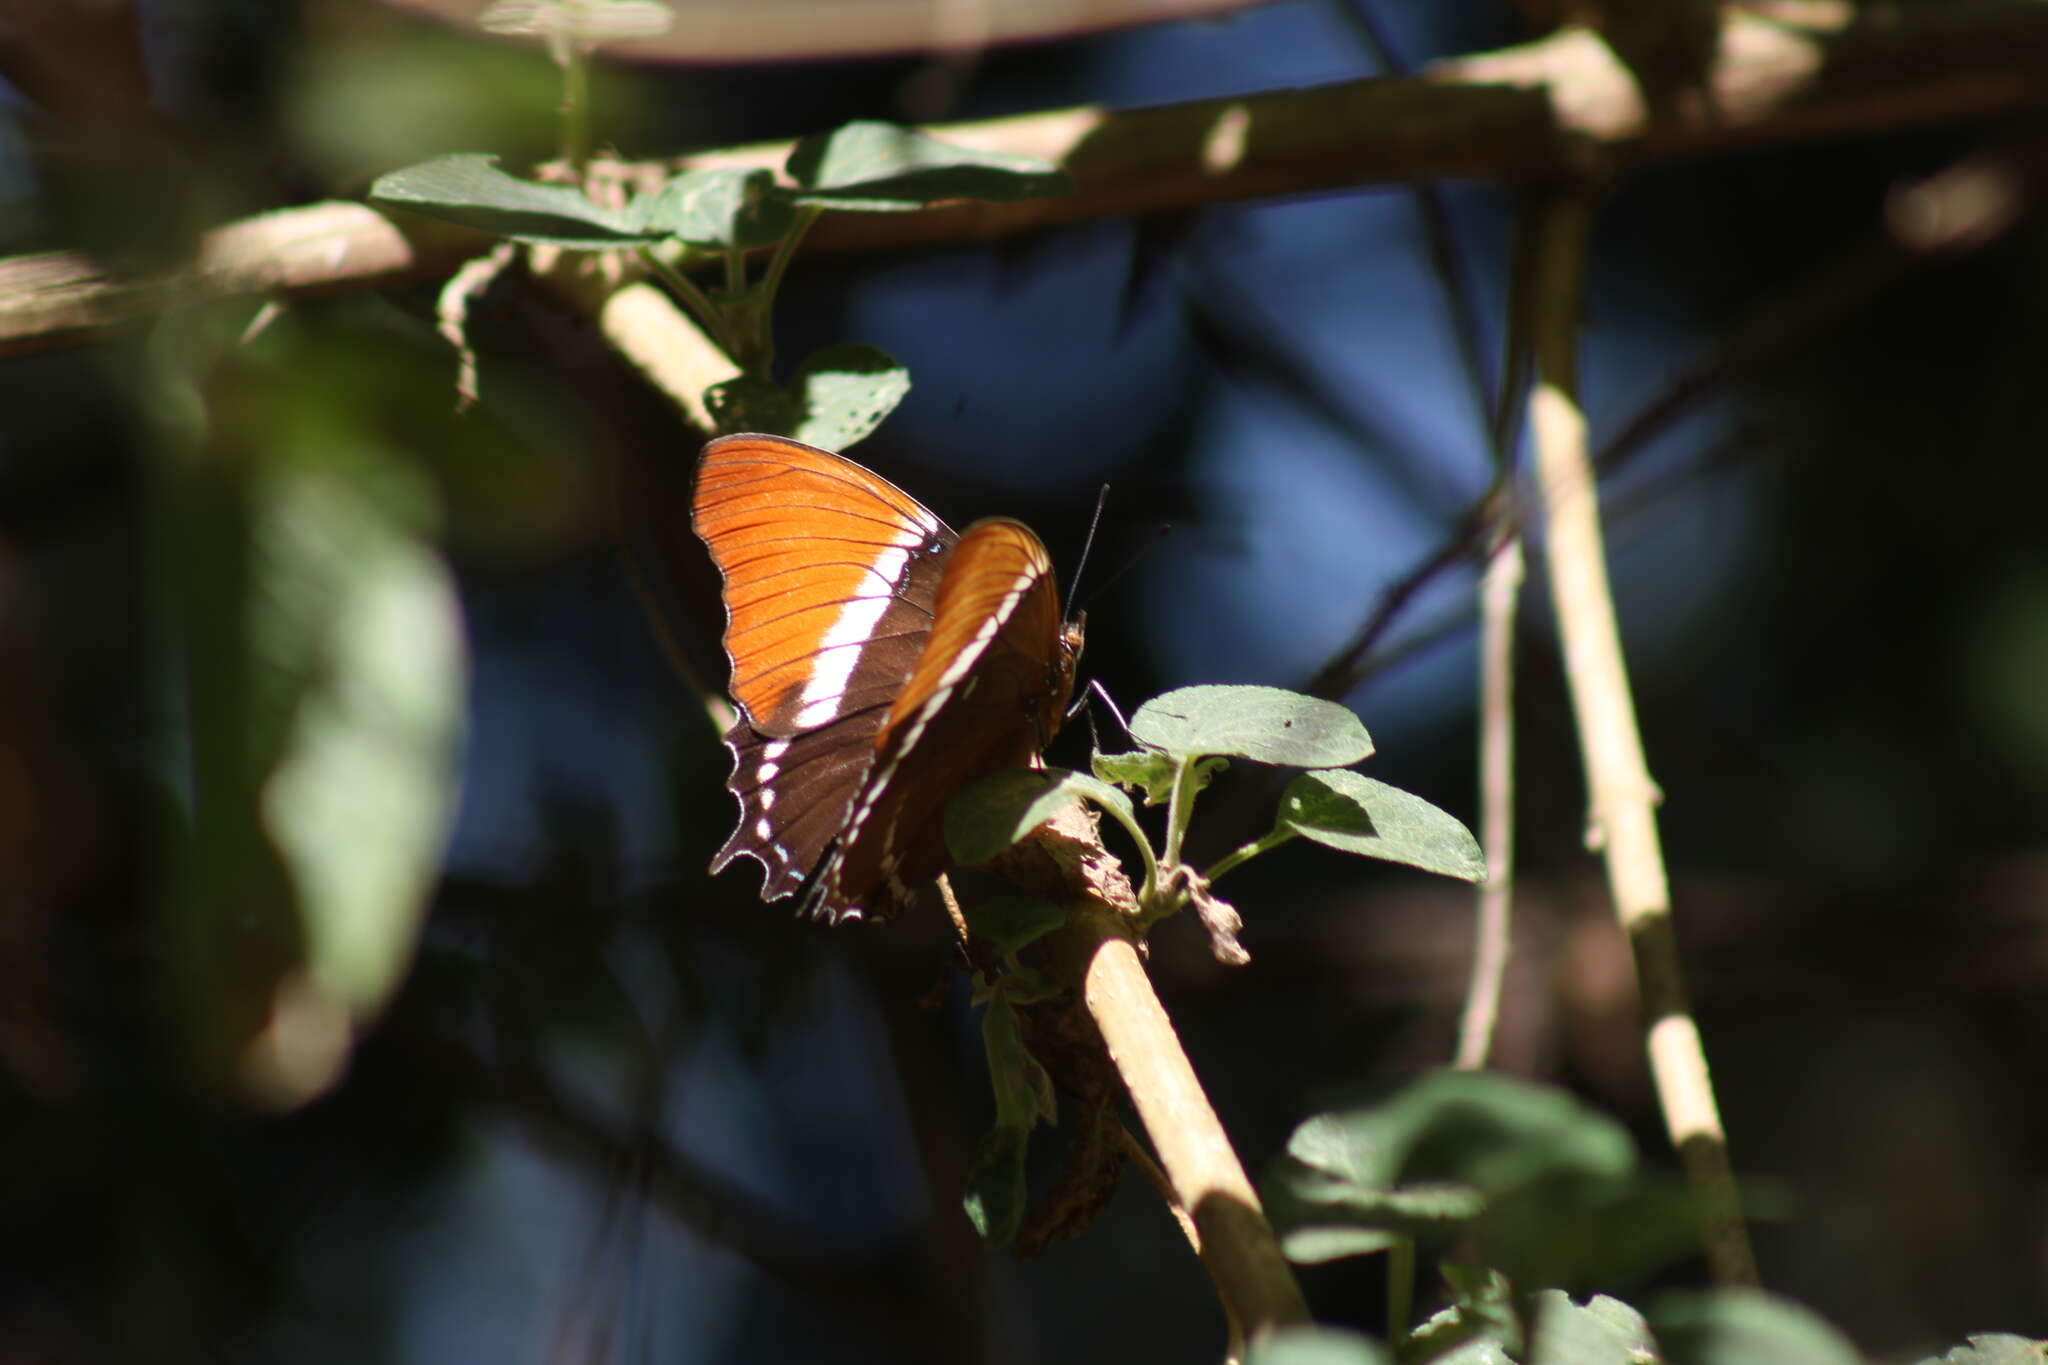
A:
1162 756 1200 868
1387 1235 1416 1355
636 247 744 366
752 205 823 376
1200 829 1294 885
561 44 590 179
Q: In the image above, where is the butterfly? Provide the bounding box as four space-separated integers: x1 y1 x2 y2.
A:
692 432 1083 923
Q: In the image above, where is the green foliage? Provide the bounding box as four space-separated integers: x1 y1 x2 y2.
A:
1647 1290 1864 1365
1265 1070 1697 1291
1249 1326 1393 1365
1130 684 1374 767
367 118 1069 441
369 154 654 249
946 767 1132 866
785 120 1074 210
629 166 797 249
1918 1337 2048 1365
1277 770 1486 881
157 310 466 1109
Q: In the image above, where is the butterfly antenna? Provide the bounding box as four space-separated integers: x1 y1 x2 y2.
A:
1077 519 1174 615
1062 483 1113 624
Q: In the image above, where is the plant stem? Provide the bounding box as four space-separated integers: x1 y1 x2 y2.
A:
1200 830 1291 885
1387 1235 1416 1355
635 248 745 370
1162 756 1199 869
1074 904 1310 1340
752 205 823 376
1455 528 1522 1069
561 44 590 179
1522 184 1757 1286
1000 805 1308 1348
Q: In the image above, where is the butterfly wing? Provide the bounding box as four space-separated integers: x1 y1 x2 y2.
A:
692 433 956 899
807 517 1080 923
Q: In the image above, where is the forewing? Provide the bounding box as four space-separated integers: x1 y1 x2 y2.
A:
693 433 953 736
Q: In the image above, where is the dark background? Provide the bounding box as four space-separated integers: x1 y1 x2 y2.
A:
4 1 2048 1361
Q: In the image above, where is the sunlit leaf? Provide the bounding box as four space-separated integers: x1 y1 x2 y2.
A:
1130 685 1372 767
1917 1337 2048 1365
1530 1292 1656 1365
1278 769 1484 881
1247 1326 1391 1365
790 343 910 450
787 120 1071 211
631 166 797 249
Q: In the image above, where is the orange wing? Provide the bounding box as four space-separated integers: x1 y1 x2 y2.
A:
692 433 954 735
693 433 957 900
807 518 1080 923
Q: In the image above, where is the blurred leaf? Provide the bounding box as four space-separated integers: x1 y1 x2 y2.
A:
1247 1325 1390 1365
370 154 655 249
1650 1290 1864 1365
258 471 465 1016
631 166 797 249
963 1122 1031 1245
947 767 1128 865
1131 685 1373 767
790 343 911 450
704 374 801 435
1918 1337 2048 1365
1278 770 1485 882
1265 1071 1694 1287
1530 1292 1656 1365
962 896 1066 957
787 120 1072 211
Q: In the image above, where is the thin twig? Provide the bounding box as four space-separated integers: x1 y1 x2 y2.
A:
1455 528 1523 1069
1523 182 1758 1287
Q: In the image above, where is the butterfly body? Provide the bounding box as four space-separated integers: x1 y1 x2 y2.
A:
692 433 1080 923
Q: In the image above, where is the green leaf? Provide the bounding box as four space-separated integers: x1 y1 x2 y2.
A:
1918 1337 2048 1365
704 374 801 436
1530 1292 1656 1365
1266 1071 1651 1278
369 154 654 249
1246 1326 1391 1365
962 896 1066 957
1410 1304 1517 1365
1094 749 1227 806
1650 1290 1864 1365
786 120 1072 211
1439 1264 1523 1359
1131 685 1373 767
1278 770 1485 882
789 342 911 450
259 471 465 1018
982 996 1044 1128
630 166 798 249
946 767 1130 866
962 1122 1031 1245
